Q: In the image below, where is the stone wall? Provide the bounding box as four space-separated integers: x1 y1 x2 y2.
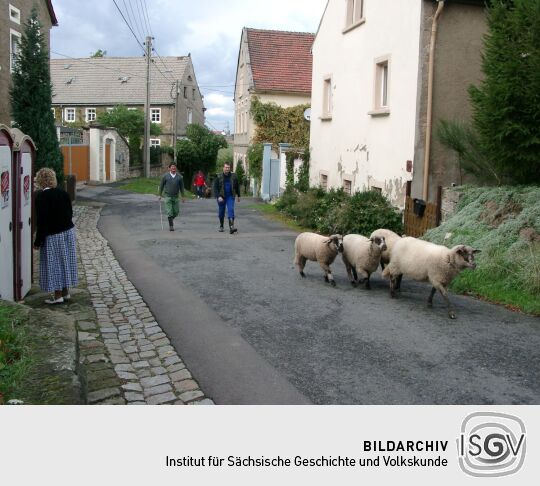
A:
440 186 464 223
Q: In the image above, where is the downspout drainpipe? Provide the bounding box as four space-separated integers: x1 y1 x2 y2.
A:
422 0 445 201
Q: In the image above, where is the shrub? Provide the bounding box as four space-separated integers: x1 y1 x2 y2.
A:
332 190 403 235
275 187 403 236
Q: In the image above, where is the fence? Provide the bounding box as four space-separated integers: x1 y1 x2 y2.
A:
403 183 442 237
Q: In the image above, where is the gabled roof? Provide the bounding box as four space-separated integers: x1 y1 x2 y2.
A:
246 28 315 94
50 56 190 105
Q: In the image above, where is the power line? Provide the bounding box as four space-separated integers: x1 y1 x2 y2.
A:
137 0 151 37
112 0 145 53
127 0 146 40
141 0 154 38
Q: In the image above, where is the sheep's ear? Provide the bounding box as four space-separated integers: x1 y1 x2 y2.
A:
453 245 467 255
324 238 333 245
473 249 481 254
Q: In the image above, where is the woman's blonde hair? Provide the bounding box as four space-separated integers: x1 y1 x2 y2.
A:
35 168 57 190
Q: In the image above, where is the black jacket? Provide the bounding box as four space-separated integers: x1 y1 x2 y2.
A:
213 172 240 199
34 188 74 247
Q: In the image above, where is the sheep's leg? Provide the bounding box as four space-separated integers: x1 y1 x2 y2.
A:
434 284 455 319
395 274 403 291
364 272 371 290
320 262 336 287
296 256 307 278
427 287 437 307
389 274 401 298
342 257 356 287
380 262 385 271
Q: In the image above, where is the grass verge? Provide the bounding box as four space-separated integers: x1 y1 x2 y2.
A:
245 202 311 232
424 185 540 316
119 176 195 198
0 302 32 404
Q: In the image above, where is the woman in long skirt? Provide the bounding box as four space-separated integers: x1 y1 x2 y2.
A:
33 168 78 304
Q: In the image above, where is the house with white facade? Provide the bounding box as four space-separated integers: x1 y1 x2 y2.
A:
233 28 315 171
310 0 487 207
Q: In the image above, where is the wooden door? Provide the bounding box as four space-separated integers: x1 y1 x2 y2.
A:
105 143 111 181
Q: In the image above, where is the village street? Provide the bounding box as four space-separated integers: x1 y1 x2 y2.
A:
78 185 540 405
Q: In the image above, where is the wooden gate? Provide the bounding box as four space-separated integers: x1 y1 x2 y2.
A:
61 145 90 181
105 143 111 181
403 184 442 237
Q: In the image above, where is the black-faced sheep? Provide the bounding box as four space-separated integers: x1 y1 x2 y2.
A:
369 228 401 270
382 237 480 319
294 233 344 286
342 234 387 289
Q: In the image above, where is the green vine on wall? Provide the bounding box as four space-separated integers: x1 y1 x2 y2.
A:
250 97 310 151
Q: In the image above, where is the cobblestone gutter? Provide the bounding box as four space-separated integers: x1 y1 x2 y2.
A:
74 204 213 405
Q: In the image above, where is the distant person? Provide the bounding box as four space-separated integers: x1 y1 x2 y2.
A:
159 163 185 231
33 168 78 305
213 162 240 233
193 170 207 199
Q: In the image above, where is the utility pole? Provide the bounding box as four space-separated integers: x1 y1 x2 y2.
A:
143 35 152 178
173 80 179 165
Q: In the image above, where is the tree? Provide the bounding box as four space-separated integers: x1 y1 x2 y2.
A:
235 160 246 195
98 105 161 166
90 49 107 57
176 124 227 183
469 0 540 184
10 8 63 180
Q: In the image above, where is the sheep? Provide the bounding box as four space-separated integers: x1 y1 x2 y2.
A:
382 237 480 319
341 234 387 289
369 228 401 270
294 233 344 286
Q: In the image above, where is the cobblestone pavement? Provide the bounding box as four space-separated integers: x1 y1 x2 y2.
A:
74 204 213 405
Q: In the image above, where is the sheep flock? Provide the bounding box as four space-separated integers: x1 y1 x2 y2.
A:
294 229 480 319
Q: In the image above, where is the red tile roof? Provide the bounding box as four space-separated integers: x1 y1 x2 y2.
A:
246 28 315 94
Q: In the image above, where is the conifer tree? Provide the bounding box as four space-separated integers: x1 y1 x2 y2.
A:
469 0 540 184
10 8 63 181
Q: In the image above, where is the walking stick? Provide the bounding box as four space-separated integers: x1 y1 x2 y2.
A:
159 198 164 231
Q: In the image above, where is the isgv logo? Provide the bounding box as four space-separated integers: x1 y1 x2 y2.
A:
457 412 526 477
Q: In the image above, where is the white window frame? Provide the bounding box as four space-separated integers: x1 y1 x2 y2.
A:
151 108 161 123
320 172 329 191
10 29 21 72
150 138 161 148
344 0 365 33
51 107 55 119
187 108 193 124
343 179 352 195
9 4 21 24
322 75 333 119
106 107 114 112
370 56 391 116
64 108 76 122
85 108 96 122
127 107 138 111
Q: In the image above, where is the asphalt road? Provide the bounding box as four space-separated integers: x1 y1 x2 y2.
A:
80 185 540 405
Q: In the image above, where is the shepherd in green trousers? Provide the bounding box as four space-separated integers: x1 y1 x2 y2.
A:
158 163 185 231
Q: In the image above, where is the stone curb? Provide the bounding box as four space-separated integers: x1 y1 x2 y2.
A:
73 205 214 405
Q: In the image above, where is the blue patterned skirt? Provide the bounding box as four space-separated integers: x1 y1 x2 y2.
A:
39 227 78 292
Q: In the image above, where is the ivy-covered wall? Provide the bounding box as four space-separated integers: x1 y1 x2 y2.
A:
250 97 311 150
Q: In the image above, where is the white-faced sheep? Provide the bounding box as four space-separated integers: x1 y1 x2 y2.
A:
342 234 387 289
294 233 344 286
382 237 480 319
369 228 401 269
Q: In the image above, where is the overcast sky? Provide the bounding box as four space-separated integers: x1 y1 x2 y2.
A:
50 0 327 132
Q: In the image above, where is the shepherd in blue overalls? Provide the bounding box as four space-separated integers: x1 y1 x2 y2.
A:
212 163 241 234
